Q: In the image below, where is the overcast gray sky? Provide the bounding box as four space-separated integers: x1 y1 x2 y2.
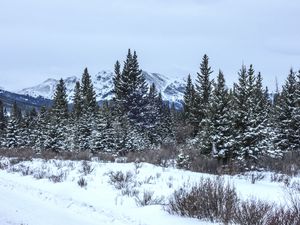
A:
0 0 299 91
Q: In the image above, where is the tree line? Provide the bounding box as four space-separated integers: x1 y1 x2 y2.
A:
0 50 299 167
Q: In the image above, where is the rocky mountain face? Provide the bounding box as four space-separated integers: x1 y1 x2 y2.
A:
0 89 52 112
18 71 185 105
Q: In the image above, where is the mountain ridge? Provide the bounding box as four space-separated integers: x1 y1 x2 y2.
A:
18 70 185 105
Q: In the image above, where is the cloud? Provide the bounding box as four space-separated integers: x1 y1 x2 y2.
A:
0 0 299 91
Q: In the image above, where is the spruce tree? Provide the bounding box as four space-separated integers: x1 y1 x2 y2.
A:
81 68 97 113
34 106 49 151
72 81 82 118
194 54 213 134
12 101 22 122
0 100 4 147
114 49 148 131
144 83 162 144
183 74 196 127
274 69 298 152
210 70 233 161
46 78 69 151
5 102 22 148
293 70 300 151
52 79 68 120
113 60 122 99
231 65 249 160
0 99 5 131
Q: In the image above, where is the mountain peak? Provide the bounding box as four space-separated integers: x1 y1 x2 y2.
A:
18 71 185 104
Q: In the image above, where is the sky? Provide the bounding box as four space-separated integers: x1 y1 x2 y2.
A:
0 0 300 91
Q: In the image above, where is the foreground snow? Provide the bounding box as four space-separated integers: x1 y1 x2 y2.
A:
0 158 297 225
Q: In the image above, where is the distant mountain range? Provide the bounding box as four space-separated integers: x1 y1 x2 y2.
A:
0 89 52 112
18 70 185 104
1 71 186 111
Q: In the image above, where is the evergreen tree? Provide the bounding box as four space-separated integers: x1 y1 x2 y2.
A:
0 100 5 145
114 49 148 130
113 60 122 99
144 83 162 144
231 65 271 162
81 68 97 113
34 106 49 151
194 54 213 133
210 70 233 161
72 81 83 118
46 79 69 152
20 108 38 148
274 69 298 152
12 101 22 122
183 74 196 126
52 79 68 120
5 102 22 148
231 65 249 160
0 100 5 129
293 70 300 151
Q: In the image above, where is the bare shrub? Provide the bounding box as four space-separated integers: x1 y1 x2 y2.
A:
290 181 300 192
126 144 178 167
0 160 9 170
77 177 87 188
134 190 164 206
107 171 134 190
188 153 222 175
20 165 31 176
80 161 94 175
174 123 194 144
33 170 48 179
259 151 300 176
134 160 142 174
9 158 24 166
266 206 300 225
266 188 300 225
270 173 290 185
48 170 66 183
95 152 115 162
121 187 139 197
166 177 238 224
0 148 35 160
250 173 265 184
233 198 274 225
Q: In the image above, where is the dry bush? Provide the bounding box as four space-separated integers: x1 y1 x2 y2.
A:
270 173 290 185
181 149 224 174
266 206 300 225
174 123 194 144
80 161 94 175
48 171 66 183
259 151 300 176
77 177 87 188
127 144 178 167
233 198 274 225
0 148 93 161
167 177 300 225
0 148 35 160
166 177 238 224
107 170 134 190
134 190 164 206
94 152 115 162
250 173 265 184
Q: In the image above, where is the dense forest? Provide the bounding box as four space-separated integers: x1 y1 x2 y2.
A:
0 49 300 171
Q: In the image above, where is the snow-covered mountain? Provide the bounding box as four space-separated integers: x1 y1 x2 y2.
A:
18 71 185 104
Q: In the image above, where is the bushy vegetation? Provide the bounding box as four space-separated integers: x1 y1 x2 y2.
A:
166 177 300 225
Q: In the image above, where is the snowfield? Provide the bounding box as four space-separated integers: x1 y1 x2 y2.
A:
0 158 298 225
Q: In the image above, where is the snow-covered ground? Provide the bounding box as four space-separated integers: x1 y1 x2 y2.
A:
0 158 298 225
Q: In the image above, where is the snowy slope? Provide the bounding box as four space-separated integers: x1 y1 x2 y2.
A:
0 157 296 225
18 71 185 104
